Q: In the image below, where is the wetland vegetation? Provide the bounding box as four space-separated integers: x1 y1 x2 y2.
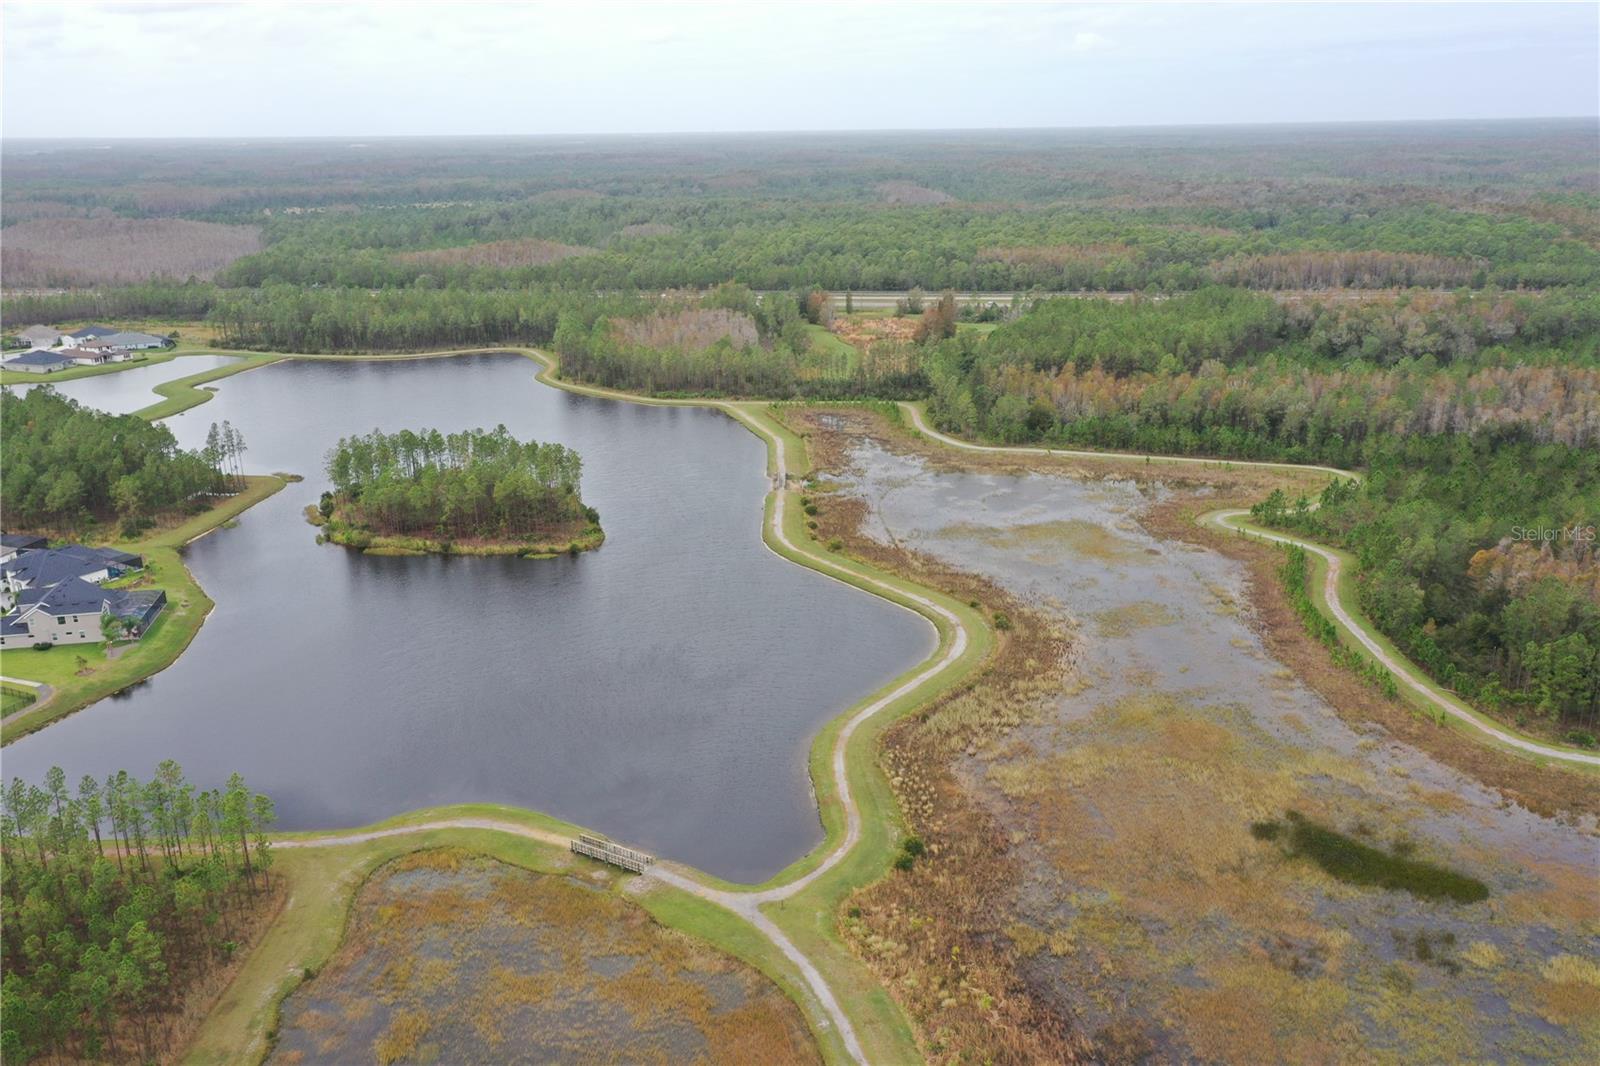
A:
268 848 818 1066
2 119 1596 1065
790 405 1597 1065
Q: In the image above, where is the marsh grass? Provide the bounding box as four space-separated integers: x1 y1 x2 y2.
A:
268 849 817 1066
1252 812 1490 903
786 405 1093 1064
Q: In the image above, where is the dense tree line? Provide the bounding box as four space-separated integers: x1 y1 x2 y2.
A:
0 281 219 328
210 198 1600 293
979 287 1287 375
1255 436 1599 737
1282 288 1600 367
205 284 642 353
926 289 1599 458
922 287 1598 737
323 425 590 538
553 286 926 398
932 356 1598 461
1 764 276 1063
0 390 241 533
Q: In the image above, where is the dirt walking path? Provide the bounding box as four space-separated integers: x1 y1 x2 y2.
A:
900 401 1598 768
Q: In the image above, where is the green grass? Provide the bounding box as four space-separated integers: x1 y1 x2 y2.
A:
0 349 180 386
132 353 284 419
0 682 38 716
1214 510 1598 769
803 323 861 373
1252 811 1491 904
184 805 861 1066
0 476 287 741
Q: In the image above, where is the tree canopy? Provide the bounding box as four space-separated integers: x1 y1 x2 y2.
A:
323 425 589 539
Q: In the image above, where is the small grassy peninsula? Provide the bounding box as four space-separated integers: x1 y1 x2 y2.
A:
310 424 603 557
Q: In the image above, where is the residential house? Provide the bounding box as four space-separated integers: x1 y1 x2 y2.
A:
18 325 63 348
3 349 72 373
101 331 170 350
0 543 157 648
60 325 118 349
0 577 166 648
2 545 143 611
66 340 116 365
0 534 48 566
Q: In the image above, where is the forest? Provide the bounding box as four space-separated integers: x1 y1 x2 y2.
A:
553 284 927 398
2 122 1595 740
920 288 1598 734
1 763 277 1064
0 389 245 534
1254 438 1599 738
321 425 592 540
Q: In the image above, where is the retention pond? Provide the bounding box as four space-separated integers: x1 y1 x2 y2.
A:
3 355 934 882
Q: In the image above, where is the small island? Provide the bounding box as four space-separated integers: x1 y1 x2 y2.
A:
309 425 603 557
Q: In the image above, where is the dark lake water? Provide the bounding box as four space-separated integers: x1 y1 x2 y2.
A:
6 354 241 414
2 354 934 881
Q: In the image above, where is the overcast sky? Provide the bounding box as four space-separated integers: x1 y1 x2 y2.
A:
3 1 1596 138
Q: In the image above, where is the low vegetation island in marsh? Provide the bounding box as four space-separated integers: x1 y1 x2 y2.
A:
309 425 603 557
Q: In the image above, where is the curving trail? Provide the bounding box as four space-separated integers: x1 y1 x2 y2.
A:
900 402 1599 768
1203 510 1600 768
271 389 974 1066
0 677 54 727
50 350 1596 1065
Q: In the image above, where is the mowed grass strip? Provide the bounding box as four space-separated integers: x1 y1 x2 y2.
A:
184 808 850 1066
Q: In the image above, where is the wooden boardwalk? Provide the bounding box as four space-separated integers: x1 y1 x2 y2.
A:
570 833 655 874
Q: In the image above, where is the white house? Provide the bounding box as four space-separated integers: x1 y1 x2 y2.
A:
66 341 114 365
60 325 118 349
2 578 111 646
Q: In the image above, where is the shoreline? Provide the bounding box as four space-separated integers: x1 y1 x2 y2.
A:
0 474 290 742
309 505 605 558
19 343 1592 1066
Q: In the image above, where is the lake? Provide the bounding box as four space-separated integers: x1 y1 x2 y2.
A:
2 354 935 882
4 354 241 414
